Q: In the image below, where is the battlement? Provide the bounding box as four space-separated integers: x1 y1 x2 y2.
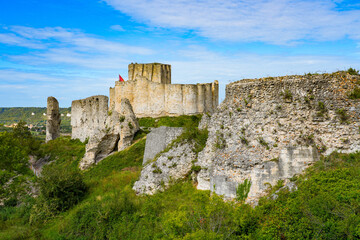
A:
128 63 171 84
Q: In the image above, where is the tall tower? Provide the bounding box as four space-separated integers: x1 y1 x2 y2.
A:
128 63 171 84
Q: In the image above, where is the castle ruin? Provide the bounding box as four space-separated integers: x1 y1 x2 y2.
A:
109 63 219 118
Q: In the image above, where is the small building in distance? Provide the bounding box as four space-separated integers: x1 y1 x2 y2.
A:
109 63 219 118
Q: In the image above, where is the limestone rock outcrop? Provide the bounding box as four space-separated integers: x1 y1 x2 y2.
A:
71 96 139 170
117 98 140 151
46 96 61 142
143 126 183 164
133 141 196 195
196 72 360 204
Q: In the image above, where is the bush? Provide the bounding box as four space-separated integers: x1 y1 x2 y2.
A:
336 108 349 123
39 166 87 212
236 179 251 203
349 87 360 99
347 67 359 75
0 131 34 206
31 166 88 224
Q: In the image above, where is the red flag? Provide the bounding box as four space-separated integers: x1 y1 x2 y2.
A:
119 74 124 82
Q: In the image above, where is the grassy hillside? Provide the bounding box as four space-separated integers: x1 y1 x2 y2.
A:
0 115 359 239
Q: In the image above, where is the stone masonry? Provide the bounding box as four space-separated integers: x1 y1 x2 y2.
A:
71 96 139 169
109 63 219 118
196 72 360 203
133 72 360 203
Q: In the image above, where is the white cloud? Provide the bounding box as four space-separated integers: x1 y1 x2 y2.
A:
104 0 360 44
9 26 153 55
110 25 125 31
0 33 44 49
0 26 154 70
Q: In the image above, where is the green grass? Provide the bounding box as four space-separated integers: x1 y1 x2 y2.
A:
39 136 86 172
138 114 202 129
83 138 146 184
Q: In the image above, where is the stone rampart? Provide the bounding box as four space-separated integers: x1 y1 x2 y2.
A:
111 76 218 118
71 95 109 142
196 72 360 203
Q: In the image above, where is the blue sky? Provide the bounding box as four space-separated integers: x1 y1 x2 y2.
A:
1 0 360 107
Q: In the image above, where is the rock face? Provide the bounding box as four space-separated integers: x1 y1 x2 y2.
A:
71 96 139 170
117 98 140 151
133 141 196 195
196 72 360 203
46 96 61 142
143 126 183 164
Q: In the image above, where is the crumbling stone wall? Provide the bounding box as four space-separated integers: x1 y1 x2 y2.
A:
71 95 109 142
71 95 139 169
196 72 360 203
46 96 61 142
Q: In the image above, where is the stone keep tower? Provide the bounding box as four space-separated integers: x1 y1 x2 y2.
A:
110 63 219 118
128 63 171 84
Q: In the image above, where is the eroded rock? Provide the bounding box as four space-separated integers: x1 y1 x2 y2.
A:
133 141 196 195
143 126 183 164
46 96 61 142
72 97 139 170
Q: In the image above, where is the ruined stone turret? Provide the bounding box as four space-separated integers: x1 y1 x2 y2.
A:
46 96 61 142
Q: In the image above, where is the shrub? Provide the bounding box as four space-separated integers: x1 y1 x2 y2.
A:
349 87 360 99
316 101 327 117
191 165 202 173
336 108 349 123
33 166 88 219
214 131 226 149
236 179 251 203
347 67 359 75
282 89 292 100
258 137 269 149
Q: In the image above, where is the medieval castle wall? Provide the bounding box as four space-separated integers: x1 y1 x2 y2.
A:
110 63 219 118
196 72 360 202
71 95 109 142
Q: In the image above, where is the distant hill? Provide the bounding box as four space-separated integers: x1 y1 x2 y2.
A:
0 107 72 133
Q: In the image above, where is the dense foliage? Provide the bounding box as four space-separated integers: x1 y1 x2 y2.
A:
0 115 359 239
0 122 39 207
